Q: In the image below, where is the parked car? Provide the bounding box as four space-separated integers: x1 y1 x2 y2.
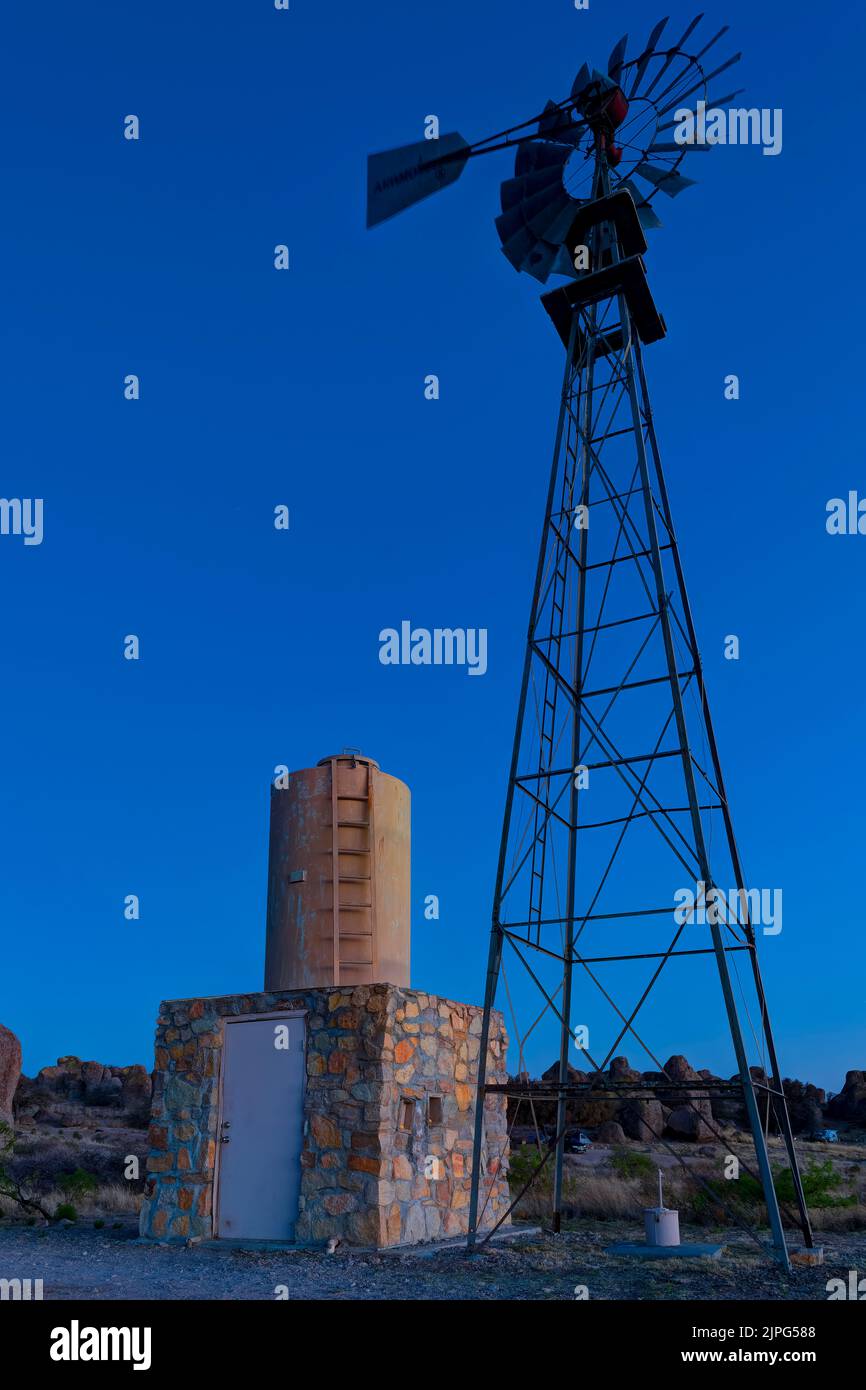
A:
523 1128 591 1152
807 1128 839 1143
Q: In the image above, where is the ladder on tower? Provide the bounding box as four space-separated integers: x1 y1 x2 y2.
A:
327 755 377 985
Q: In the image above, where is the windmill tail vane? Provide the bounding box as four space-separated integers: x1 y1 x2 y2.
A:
365 17 813 1272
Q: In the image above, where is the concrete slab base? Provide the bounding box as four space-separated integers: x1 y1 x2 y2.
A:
383 1225 542 1258
606 1241 725 1260
188 1226 542 1257
197 1239 303 1252
790 1246 824 1267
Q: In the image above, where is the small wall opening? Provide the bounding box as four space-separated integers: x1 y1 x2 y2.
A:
399 1098 416 1131
427 1095 443 1126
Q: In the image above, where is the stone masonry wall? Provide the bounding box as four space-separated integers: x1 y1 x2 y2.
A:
140 985 509 1247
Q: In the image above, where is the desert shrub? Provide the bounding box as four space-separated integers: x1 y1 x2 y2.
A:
507 1145 549 1192
59 1168 98 1202
0 1122 53 1220
54 1203 77 1222
781 1160 856 1210
691 1159 857 1227
734 1161 855 1211
610 1147 654 1180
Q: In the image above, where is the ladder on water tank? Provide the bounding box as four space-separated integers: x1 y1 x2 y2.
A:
328 756 377 985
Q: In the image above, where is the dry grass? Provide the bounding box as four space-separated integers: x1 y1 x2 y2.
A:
510 1149 866 1232
807 1203 866 1232
516 1173 645 1221
0 1181 142 1222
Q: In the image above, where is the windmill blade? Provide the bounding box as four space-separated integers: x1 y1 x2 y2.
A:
538 99 584 145
655 53 742 121
522 238 562 283
551 244 580 278
704 89 746 110
524 189 581 242
656 90 746 134
501 165 570 211
695 25 730 62
618 178 663 229
634 162 697 197
366 133 470 228
497 216 562 282
608 34 629 82
514 140 574 179
500 170 565 215
635 203 664 231
572 61 593 97
628 17 670 98
497 133 583 281
496 217 537 270
643 13 704 97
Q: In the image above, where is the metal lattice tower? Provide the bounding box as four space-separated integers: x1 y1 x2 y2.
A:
366 15 813 1268
466 160 813 1268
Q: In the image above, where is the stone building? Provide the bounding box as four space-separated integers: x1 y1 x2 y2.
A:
139 750 511 1249
139 983 509 1247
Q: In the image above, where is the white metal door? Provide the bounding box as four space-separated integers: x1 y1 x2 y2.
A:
216 1015 305 1240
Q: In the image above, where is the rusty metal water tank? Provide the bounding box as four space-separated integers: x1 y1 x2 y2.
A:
264 752 411 990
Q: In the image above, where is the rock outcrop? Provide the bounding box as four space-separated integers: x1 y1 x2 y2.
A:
619 1098 667 1142
595 1120 627 1145
666 1104 713 1141
827 1071 866 1126
14 1056 152 1130
511 1052 847 1142
0 1023 23 1129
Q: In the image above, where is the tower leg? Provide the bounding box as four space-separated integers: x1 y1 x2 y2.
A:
552 312 596 1233
469 308 585 1246
635 343 811 1255
623 335 791 1269
467 920 504 1247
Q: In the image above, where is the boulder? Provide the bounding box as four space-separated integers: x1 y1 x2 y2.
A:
609 1056 641 1083
541 1062 588 1084
666 1104 713 1141
0 1024 22 1129
595 1120 627 1145
782 1078 826 1134
640 1070 666 1086
827 1070 866 1125
618 1098 665 1142
119 1066 152 1124
663 1054 698 1083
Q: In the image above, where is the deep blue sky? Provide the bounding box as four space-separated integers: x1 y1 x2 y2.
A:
1 1 862 1093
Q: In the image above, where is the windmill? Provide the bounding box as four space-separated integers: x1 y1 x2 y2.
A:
367 16 813 1270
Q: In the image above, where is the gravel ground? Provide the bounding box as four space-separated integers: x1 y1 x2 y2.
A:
1 1218 864 1300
